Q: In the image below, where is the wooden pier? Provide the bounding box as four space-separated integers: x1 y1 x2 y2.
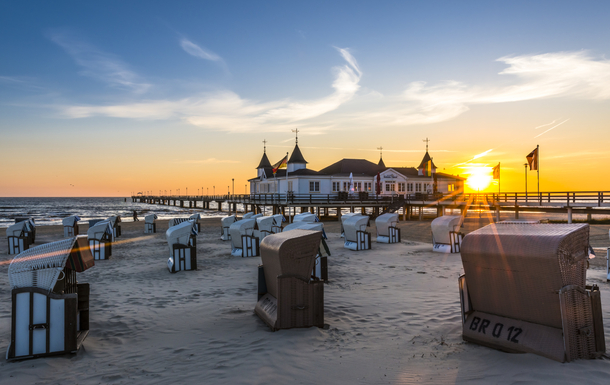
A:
132 191 610 222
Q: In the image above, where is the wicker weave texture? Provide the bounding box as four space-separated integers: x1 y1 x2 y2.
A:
461 223 589 329
559 285 597 361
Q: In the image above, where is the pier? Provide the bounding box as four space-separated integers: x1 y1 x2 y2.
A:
132 191 610 222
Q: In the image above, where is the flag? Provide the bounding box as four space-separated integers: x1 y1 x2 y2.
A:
526 147 538 171
272 155 288 175
421 160 433 177
492 163 500 179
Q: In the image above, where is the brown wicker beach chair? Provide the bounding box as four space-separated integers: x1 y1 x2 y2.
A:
255 229 324 331
459 223 606 362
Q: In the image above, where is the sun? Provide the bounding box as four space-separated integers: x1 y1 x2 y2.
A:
466 166 493 191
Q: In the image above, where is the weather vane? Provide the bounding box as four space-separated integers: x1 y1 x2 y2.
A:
377 146 383 158
262 139 267 153
292 128 299 144
423 137 430 152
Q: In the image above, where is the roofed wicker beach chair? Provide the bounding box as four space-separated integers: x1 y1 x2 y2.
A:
271 214 285 233
255 230 325 331
229 218 259 257
340 212 361 238
431 215 463 253
220 215 237 241
242 212 255 219
7 221 31 255
62 215 81 238
189 213 201 232
166 220 198 273
15 218 36 244
293 213 319 223
283 222 330 282
375 213 400 244
343 215 371 251
106 215 121 240
254 216 275 241
87 220 113 260
144 214 158 234
459 223 606 362
7 235 94 360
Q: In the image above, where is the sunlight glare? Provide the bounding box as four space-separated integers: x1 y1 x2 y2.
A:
466 167 493 191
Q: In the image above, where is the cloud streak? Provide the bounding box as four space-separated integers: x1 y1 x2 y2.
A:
179 38 222 62
533 119 569 138
48 29 150 93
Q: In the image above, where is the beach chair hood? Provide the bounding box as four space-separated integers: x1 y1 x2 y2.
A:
431 215 462 245
343 216 369 242
87 221 113 240
229 218 256 248
6 221 28 237
62 215 81 227
145 214 158 223
375 213 399 237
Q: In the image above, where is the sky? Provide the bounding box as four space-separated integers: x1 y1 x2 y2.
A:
1 1 610 196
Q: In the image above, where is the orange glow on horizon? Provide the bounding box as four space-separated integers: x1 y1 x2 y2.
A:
465 166 493 192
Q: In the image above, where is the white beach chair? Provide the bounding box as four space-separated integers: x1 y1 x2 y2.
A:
87 221 113 260
242 212 255 219
229 218 259 257
7 235 94 360
144 214 158 234
283 222 330 281
6 221 31 255
189 213 201 232
344 215 371 251
15 218 36 244
340 213 361 238
106 215 122 240
166 220 198 273
375 213 400 244
254 216 276 241
220 215 237 241
271 214 285 233
62 215 81 238
431 215 463 253
293 213 319 223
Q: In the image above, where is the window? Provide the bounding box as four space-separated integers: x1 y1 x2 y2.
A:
343 182 348 191
354 182 361 192
415 183 421 192
309 181 320 192
332 181 340 192
407 183 413 192
398 182 405 192
364 182 372 192
385 182 395 192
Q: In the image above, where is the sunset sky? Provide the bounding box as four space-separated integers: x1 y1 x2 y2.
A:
1 1 609 196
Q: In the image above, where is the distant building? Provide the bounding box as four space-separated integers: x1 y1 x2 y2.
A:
249 140 464 196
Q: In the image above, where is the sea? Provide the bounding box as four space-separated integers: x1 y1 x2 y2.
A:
0 197 230 228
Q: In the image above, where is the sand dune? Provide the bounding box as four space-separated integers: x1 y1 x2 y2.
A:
1 218 609 384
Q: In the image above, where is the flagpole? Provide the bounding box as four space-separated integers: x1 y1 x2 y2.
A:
498 162 501 195
536 144 540 197
285 152 289 205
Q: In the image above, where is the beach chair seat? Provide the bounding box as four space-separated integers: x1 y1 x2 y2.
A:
62 215 81 237
343 215 371 251
220 215 237 241
6 221 31 255
229 218 259 257
87 221 113 260
431 215 463 253
459 223 606 362
255 230 324 330
7 235 94 360
375 213 400 244
166 220 198 273
283 222 330 282
144 214 158 234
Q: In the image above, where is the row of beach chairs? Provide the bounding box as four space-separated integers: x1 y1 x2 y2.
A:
5 212 608 363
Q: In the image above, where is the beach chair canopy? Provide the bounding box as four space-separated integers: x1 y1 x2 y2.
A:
293 213 319 223
62 215 81 227
221 215 237 227
6 221 28 237
343 216 369 242
256 216 275 233
242 212 254 219
461 223 589 329
166 220 198 252
8 235 94 291
251 213 263 220
260 230 322 299
272 214 286 226
145 214 158 223
15 217 35 227
189 213 201 221
106 215 121 227
431 215 462 245
230 218 256 248
375 213 399 237
283 222 326 237
87 220 113 241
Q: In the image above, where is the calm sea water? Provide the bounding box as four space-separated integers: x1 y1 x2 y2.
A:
0 197 228 228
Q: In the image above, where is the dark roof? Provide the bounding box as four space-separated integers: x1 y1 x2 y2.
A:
318 159 383 176
417 151 437 169
248 167 320 181
256 152 272 169
378 157 386 168
288 144 308 164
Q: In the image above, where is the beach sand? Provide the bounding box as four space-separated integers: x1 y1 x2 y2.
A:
1 218 610 384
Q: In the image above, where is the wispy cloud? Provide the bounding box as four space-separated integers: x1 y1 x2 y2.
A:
58 47 362 132
175 158 240 164
533 119 569 138
47 29 150 93
179 38 222 62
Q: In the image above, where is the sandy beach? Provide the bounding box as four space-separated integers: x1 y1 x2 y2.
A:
1 217 610 384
